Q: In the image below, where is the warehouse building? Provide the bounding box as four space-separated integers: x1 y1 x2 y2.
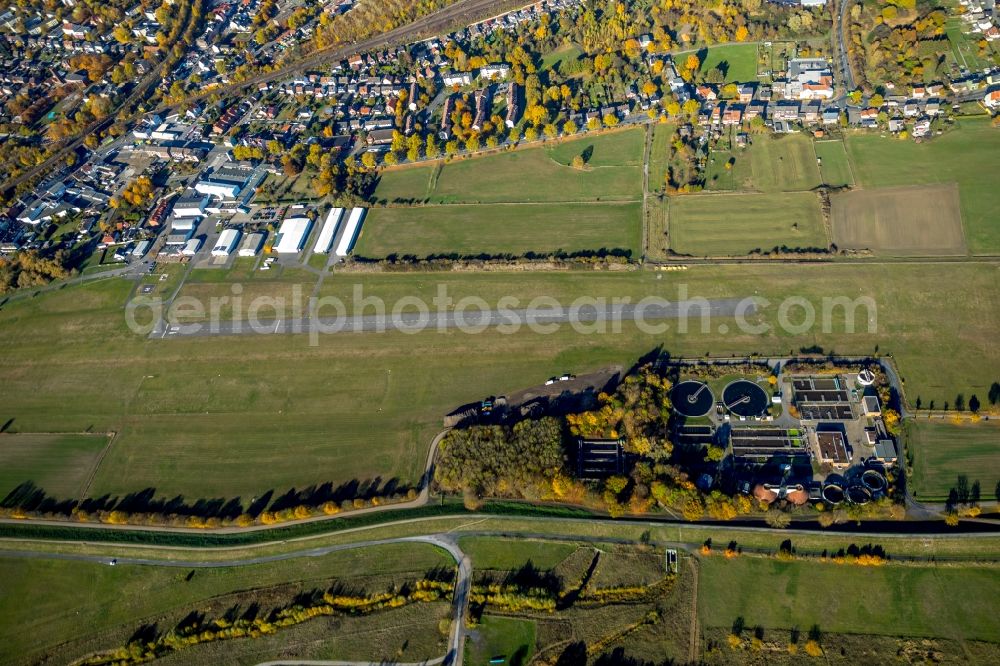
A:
274 217 313 254
194 162 259 199
172 189 210 218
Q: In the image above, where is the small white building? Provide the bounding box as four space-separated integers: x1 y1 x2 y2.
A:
273 217 313 254
211 228 241 256
170 216 198 232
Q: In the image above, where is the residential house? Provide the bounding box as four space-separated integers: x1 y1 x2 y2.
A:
721 106 743 126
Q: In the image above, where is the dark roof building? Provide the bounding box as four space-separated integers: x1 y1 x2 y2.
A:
873 439 898 463
817 431 850 467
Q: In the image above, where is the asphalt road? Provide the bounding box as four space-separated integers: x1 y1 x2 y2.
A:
835 0 856 93
149 298 755 338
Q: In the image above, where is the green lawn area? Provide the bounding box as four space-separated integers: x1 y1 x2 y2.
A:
699 557 1000 642
0 261 996 501
374 129 644 204
372 163 439 202
703 149 737 191
0 542 452 663
845 118 1000 253
540 43 584 73
813 139 854 188
678 43 759 82
466 616 536 666
308 251 330 270
731 133 822 193
458 537 579 570
668 192 828 255
355 202 641 258
186 256 309 285
0 433 109 498
907 421 1000 502
547 127 644 168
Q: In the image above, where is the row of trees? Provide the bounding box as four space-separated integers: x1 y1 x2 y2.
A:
913 390 997 413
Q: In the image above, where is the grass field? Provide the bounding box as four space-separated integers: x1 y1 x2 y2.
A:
678 43 759 82
0 433 109 498
540 43 584 73
354 201 641 258
374 129 643 204
813 139 854 188
547 128 644 168
907 421 1000 502
458 537 579 570
845 118 1000 253
0 542 452 664
705 133 822 193
669 192 827 255
372 163 439 202
0 261 997 501
154 603 451 666
647 124 673 195
733 133 822 193
466 616 536 666
698 557 1000 642
831 184 967 256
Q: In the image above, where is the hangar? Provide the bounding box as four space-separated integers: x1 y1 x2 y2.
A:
238 231 266 257
335 208 366 257
211 228 241 257
314 207 344 253
274 217 313 254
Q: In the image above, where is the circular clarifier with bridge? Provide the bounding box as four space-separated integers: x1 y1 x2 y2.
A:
671 381 715 418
